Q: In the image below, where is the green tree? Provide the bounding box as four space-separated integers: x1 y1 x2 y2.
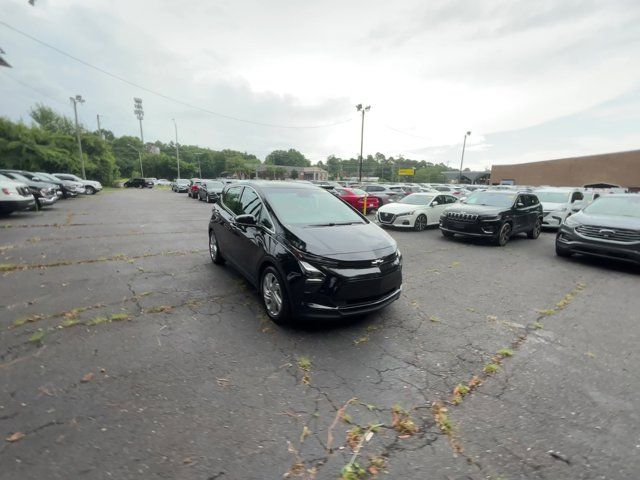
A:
29 103 75 135
265 148 310 167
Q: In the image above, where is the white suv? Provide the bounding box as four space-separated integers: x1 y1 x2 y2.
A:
534 188 584 229
53 173 102 195
0 174 36 215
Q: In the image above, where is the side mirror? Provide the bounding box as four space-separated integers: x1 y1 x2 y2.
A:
235 214 256 226
516 202 525 208
431 201 439 206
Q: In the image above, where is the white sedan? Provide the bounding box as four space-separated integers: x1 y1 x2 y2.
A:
376 193 458 231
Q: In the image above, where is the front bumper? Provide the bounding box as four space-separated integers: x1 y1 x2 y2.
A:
557 227 640 265
38 194 59 206
439 217 500 238
376 212 416 228
0 198 36 212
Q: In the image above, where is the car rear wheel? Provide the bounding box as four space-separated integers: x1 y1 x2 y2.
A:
495 222 512 246
441 230 454 238
261 266 290 324
208 230 224 265
414 214 428 231
528 218 542 239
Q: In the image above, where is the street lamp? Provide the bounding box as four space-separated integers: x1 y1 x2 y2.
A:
133 97 144 144
70 95 86 179
458 131 471 184
356 104 371 183
171 119 180 179
127 143 144 178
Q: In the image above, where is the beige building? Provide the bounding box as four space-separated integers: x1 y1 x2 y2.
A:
491 150 640 190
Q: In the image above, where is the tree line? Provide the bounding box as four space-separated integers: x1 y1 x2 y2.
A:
0 103 453 185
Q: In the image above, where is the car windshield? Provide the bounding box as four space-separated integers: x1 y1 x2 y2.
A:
399 194 434 205
206 181 224 189
465 191 517 207
350 188 366 195
535 191 571 203
177 179 190 184
265 187 365 226
582 196 640 218
36 173 60 182
6 172 30 183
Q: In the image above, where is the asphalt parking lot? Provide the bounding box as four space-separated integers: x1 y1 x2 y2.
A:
1 189 639 480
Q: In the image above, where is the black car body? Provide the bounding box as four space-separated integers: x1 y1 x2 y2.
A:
208 181 402 323
0 171 59 207
556 194 640 265
440 191 543 246
124 178 154 188
198 180 225 203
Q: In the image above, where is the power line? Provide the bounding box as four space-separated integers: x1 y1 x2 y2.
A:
0 21 355 130
0 69 68 107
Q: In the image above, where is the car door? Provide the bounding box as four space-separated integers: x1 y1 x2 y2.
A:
513 195 534 233
216 186 244 264
429 195 447 224
230 187 268 282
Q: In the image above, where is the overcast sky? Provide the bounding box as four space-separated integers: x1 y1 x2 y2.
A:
2 0 640 169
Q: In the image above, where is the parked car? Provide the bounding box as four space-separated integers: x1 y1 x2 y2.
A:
440 190 543 246
360 184 402 205
155 179 171 186
377 193 457 231
172 179 191 192
188 179 205 198
556 194 640 265
334 187 379 212
2 170 79 198
36 172 86 196
0 175 35 214
534 188 585 229
198 180 225 203
0 171 58 208
53 173 102 195
124 178 154 188
208 181 402 323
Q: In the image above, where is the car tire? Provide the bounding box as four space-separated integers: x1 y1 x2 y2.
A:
527 218 542 239
441 230 454 238
495 222 512 246
555 241 573 258
260 266 291 325
85 186 95 195
208 229 225 265
414 214 428 231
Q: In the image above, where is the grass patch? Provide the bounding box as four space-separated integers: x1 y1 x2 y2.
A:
0 263 18 272
346 426 362 450
483 363 500 374
297 356 311 385
13 314 44 327
340 462 366 480
86 316 110 326
59 318 79 328
110 313 130 321
391 404 418 436
537 309 555 316
28 329 45 344
497 348 514 358
145 305 173 314
432 402 452 433
353 334 369 345
533 321 544 329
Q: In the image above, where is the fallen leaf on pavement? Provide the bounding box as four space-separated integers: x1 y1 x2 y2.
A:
80 372 94 383
6 432 25 442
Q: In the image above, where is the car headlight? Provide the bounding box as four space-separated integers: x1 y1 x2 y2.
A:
396 211 415 217
563 215 580 228
299 260 325 282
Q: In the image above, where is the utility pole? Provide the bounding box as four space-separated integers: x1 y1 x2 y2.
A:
458 131 471 184
133 97 144 145
356 104 370 183
128 144 144 177
96 114 104 140
70 95 86 179
172 119 180 179
194 153 203 178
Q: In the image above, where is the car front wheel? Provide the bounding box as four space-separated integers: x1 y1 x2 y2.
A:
414 214 428 231
495 222 512 246
85 186 95 195
208 229 224 264
261 266 290 324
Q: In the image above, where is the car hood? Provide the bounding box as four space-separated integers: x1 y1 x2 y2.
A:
84 180 101 187
444 203 504 216
541 202 567 211
571 212 640 230
283 222 397 260
378 202 425 214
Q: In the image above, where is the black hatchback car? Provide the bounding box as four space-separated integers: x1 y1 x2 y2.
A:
439 190 543 246
556 194 640 265
208 181 403 323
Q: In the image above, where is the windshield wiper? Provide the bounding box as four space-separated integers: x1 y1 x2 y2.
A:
306 221 361 227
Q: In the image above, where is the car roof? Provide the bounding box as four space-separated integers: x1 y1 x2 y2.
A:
232 180 320 191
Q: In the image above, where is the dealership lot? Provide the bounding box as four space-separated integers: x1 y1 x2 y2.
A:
1 189 638 479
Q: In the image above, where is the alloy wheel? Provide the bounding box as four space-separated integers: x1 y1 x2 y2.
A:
209 232 218 261
414 214 427 231
498 223 512 246
262 272 283 317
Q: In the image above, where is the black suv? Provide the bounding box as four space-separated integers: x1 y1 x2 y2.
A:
124 178 154 188
208 181 402 324
439 190 543 246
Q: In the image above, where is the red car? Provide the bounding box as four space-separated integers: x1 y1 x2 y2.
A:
188 179 203 198
334 187 379 213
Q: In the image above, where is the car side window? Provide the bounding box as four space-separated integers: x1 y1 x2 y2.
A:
528 195 539 205
515 195 526 208
223 186 244 215
240 187 262 217
571 192 583 203
433 195 443 205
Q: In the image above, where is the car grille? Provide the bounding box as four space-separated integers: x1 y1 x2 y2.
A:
446 212 478 222
17 186 32 197
379 212 395 223
575 225 640 243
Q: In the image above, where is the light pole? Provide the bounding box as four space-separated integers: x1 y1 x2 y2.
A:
458 131 471 184
70 95 86 179
172 119 180 179
194 153 203 178
96 114 104 140
128 144 144 177
356 104 371 183
133 97 144 145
